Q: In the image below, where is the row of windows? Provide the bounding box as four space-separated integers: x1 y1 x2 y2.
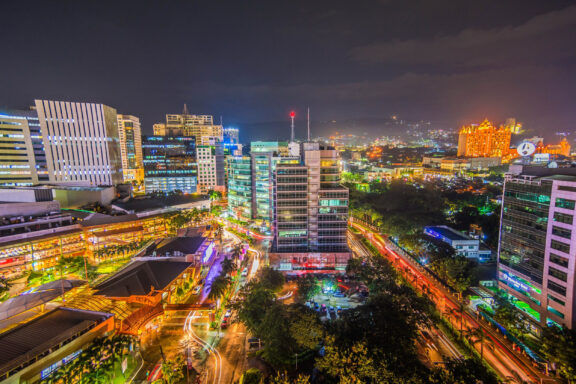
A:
549 266 568 282
552 226 572 239
551 239 570 254
553 212 573 225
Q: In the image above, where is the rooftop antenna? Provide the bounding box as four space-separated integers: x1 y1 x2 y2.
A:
290 111 296 142
307 107 310 142
220 115 223 126
183 103 189 115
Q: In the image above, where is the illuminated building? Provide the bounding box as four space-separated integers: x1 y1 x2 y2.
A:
153 105 223 140
542 137 571 157
117 114 144 187
34 99 123 185
227 156 252 220
271 143 350 271
499 166 576 329
424 226 491 261
142 136 197 193
197 137 225 194
457 119 513 158
0 109 49 186
223 127 239 144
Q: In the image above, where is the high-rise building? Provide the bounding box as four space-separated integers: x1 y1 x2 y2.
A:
227 156 252 219
251 141 289 156
271 142 350 271
142 136 197 193
0 109 48 186
223 127 239 144
498 165 576 329
153 106 223 140
457 119 513 158
197 138 225 194
117 114 144 187
34 99 123 185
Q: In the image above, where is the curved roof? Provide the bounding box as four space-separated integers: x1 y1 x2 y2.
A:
0 279 85 320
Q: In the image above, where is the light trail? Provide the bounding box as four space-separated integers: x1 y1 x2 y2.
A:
184 311 223 384
350 221 552 384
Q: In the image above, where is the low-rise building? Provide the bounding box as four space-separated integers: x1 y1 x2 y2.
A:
424 225 492 261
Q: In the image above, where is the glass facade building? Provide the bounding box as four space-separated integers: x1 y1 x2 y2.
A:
499 166 576 329
142 136 197 193
227 156 252 219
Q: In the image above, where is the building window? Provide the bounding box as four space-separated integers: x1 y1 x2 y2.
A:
552 226 572 239
551 240 570 254
548 280 567 296
553 212 573 225
547 306 565 319
558 185 576 193
548 294 565 306
549 266 568 282
550 253 569 268
555 198 575 210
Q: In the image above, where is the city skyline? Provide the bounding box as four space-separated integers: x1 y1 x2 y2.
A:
1 1 575 140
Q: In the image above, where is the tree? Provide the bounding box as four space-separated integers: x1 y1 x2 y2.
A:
235 285 276 333
0 276 11 296
160 354 185 384
429 358 498 384
258 267 285 291
208 190 223 201
541 326 576 382
208 275 232 300
271 371 310 384
241 368 264 384
296 275 320 302
220 257 236 276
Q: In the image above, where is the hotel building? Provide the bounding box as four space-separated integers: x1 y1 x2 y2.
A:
117 114 144 186
34 99 123 186
197 137 225 194
498 165 576 330
457 119 513 159
0 109 49 186
153 108 223 140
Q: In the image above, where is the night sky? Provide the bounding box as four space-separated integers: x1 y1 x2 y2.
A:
1 1 575 141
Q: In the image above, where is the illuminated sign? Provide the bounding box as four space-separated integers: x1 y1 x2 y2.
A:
203 242 215 263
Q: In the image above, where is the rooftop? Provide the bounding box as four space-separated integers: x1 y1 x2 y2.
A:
112 194 209 213
151 236 206 256
0 308 111 373
94 260 192 297
425 225 471 242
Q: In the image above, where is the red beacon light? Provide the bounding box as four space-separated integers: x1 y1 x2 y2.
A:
289 111 296 118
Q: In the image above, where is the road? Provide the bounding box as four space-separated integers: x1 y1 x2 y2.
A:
350 220 556 384
185 228 261 384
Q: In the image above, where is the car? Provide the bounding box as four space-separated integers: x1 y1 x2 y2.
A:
313 302 320 311
336 306 342 314
192 286 202 295
241 268 248 277
221 318 229 329
224 309 232 318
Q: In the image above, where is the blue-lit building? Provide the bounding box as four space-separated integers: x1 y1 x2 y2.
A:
142 136 197 193
424 225 491 261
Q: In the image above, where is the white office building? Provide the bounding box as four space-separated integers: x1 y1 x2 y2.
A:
34 100 123 186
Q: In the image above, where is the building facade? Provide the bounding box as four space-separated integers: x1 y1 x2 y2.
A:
227 156 252 219
197 141 225 194
34 100 123 186
0 109 48 186
117 114 144 186
498 166 576 329
142 136 197 194
457 119 513 159
272 143 350 271
153 110 223 140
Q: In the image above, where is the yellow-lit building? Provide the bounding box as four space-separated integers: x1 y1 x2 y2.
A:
457 119 513 158
541 137 571 157
117 114 144 189
0 214 170 278
153 106 223 140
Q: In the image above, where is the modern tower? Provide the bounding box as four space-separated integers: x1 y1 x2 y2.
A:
498 164 576 329
153 107 223 141
34 100 123 186
0 109 48 186
117 114 144 187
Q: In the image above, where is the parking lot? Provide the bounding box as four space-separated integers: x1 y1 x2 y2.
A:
306 291 363 321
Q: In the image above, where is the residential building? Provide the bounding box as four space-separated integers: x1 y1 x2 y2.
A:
271 143 350 271
498 165 576 330
0 109 48 186
117 114 144 186
424 225 491 261
153 106 222 140
34 99 123 185
457 119 513 159
251 141 289 156
142 136 197 194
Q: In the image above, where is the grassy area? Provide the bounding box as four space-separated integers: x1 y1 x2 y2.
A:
111 354 139 384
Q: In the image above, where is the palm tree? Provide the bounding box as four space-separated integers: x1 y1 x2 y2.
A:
208 275 232 300
221 257 236 276
464 326 493 361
